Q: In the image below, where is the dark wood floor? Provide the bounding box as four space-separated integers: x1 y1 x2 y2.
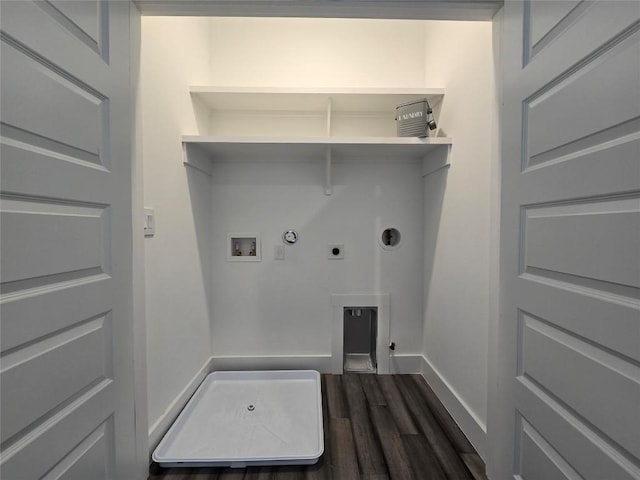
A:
149 374 487 480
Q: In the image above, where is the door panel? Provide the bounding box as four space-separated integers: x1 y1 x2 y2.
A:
518 417 582 480
496 1 640 479
46 0 107 57
1 276 112 352
1 384 114 480
525 31 640 165
528 0 581 50
523 198 640 288
0 1 136 478
519 312 639 455
1 314 110 443
524 1 639 67
1 38 108 162
520 133 640 199
517 382 638 480
43 421 113 480
1 206 106 283
0 139 112 201
518 279 639 363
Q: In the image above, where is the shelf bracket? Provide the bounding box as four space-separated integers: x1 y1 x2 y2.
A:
422 143 451 177
182 142 213 176
326 98 332 136
324 147 332 196
324 98 333 195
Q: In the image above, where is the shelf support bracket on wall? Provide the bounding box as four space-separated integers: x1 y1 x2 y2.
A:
326 98 332 136
182 142 213 176
324 147 333 195
422 143 451 177
324 98 333 195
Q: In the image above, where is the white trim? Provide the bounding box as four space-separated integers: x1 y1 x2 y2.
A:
420 355 487 459
331 293 390 374
210 355 333 372
209 354 422 374
134 1 503 21
486 8 503 478
147 357 214 453
389 353 422 373
130 3 149 478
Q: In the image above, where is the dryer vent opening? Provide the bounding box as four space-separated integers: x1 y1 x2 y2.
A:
343 307 377 373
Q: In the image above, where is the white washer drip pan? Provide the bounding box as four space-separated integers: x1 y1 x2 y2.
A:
152 370 324 468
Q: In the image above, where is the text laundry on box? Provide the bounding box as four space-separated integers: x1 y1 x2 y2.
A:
395 98 437 137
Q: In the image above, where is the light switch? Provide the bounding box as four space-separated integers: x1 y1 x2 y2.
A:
144 207 155 236
274 245 285 260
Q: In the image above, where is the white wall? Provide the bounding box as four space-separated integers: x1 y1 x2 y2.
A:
140 17 213 443
139 16 497 457
210 161 425 362
206 18 430 366
209 17 427 88
421 21 495 458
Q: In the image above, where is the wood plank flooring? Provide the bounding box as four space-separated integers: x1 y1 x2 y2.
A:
148 374 487 480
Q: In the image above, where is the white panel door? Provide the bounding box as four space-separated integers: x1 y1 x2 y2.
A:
0 1 138 479
495 1 640 479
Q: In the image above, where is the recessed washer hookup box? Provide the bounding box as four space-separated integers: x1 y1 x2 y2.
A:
395 98 432 137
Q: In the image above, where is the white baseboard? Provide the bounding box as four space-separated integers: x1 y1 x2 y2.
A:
147 356 214 453
389 353 422 373
420 355 487 459
211 354 423 374
210 355 333 373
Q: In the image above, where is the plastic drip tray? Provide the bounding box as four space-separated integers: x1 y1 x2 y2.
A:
152 370 324 468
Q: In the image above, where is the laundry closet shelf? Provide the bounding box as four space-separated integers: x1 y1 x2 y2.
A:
182 136 452 163
184 87 450 194
190 86 445 113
